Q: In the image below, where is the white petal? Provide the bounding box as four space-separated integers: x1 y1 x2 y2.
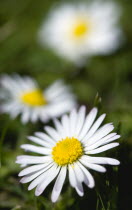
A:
85 133 120 151
1 75 21 91
19 162 51 177
20 170 43 184
21 144 52 155
16 155 52 165
87 142 119 154
39 109 49 123
45 80 64 96
35 165 60 196
28 136 52 148
86 123 114 146
82 114 106 143
53 118 66 138
20 164 27 168
53 92 74 103
21 107 31 124
35 132 55 146
61 114 70 137
69 109 78 137
104 135 121 144
44 126 61 141
24 76 38 89
85 132 117 148
77 162 95 188
80 159 106 172
73 163 84 182
51 166 67 202
45 80 67 100
75 181 84 197
10 108 22 119
20 163 54 183
68 165 77 188
75 106 86 137
28 163 55 190
79 108 98 140
69 164 84 196
81 156 120 165
30 108 39 123
14 74 37 90
47 100 76 118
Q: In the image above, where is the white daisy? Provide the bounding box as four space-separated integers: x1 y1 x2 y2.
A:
16 106 120 202
38 1 122 64
0 74 76 123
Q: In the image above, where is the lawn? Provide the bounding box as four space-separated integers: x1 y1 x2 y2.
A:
0 0 132 209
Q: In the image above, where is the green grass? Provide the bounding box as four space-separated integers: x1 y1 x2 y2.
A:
0 0 132 209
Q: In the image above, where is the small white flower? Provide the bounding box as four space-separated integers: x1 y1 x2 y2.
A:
38 1 122 64
16 106 120 202
0 74 76 123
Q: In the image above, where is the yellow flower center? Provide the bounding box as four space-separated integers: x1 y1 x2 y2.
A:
72 19 90 38
52 137 83 166
21 89 47 106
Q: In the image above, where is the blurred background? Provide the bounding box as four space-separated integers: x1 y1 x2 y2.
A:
0 0 132 209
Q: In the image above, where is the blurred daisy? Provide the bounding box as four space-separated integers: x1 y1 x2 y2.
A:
16 106 120 202
38 1 122 64
0 75 76 123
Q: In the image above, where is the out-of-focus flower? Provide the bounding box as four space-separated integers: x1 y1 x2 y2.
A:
38 1 122 64
16 106 120 202
0 75 76 123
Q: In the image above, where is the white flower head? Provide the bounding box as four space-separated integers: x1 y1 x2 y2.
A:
0 74 76 123
16 106 120 202
38 1 122 64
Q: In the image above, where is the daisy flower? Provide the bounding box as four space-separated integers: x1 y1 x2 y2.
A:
0 75 76 123
16 106 120 202
38 1 122 64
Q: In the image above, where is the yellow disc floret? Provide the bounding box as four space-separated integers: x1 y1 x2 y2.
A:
52 137 84 166
21 89 47 106
72 19 90 38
